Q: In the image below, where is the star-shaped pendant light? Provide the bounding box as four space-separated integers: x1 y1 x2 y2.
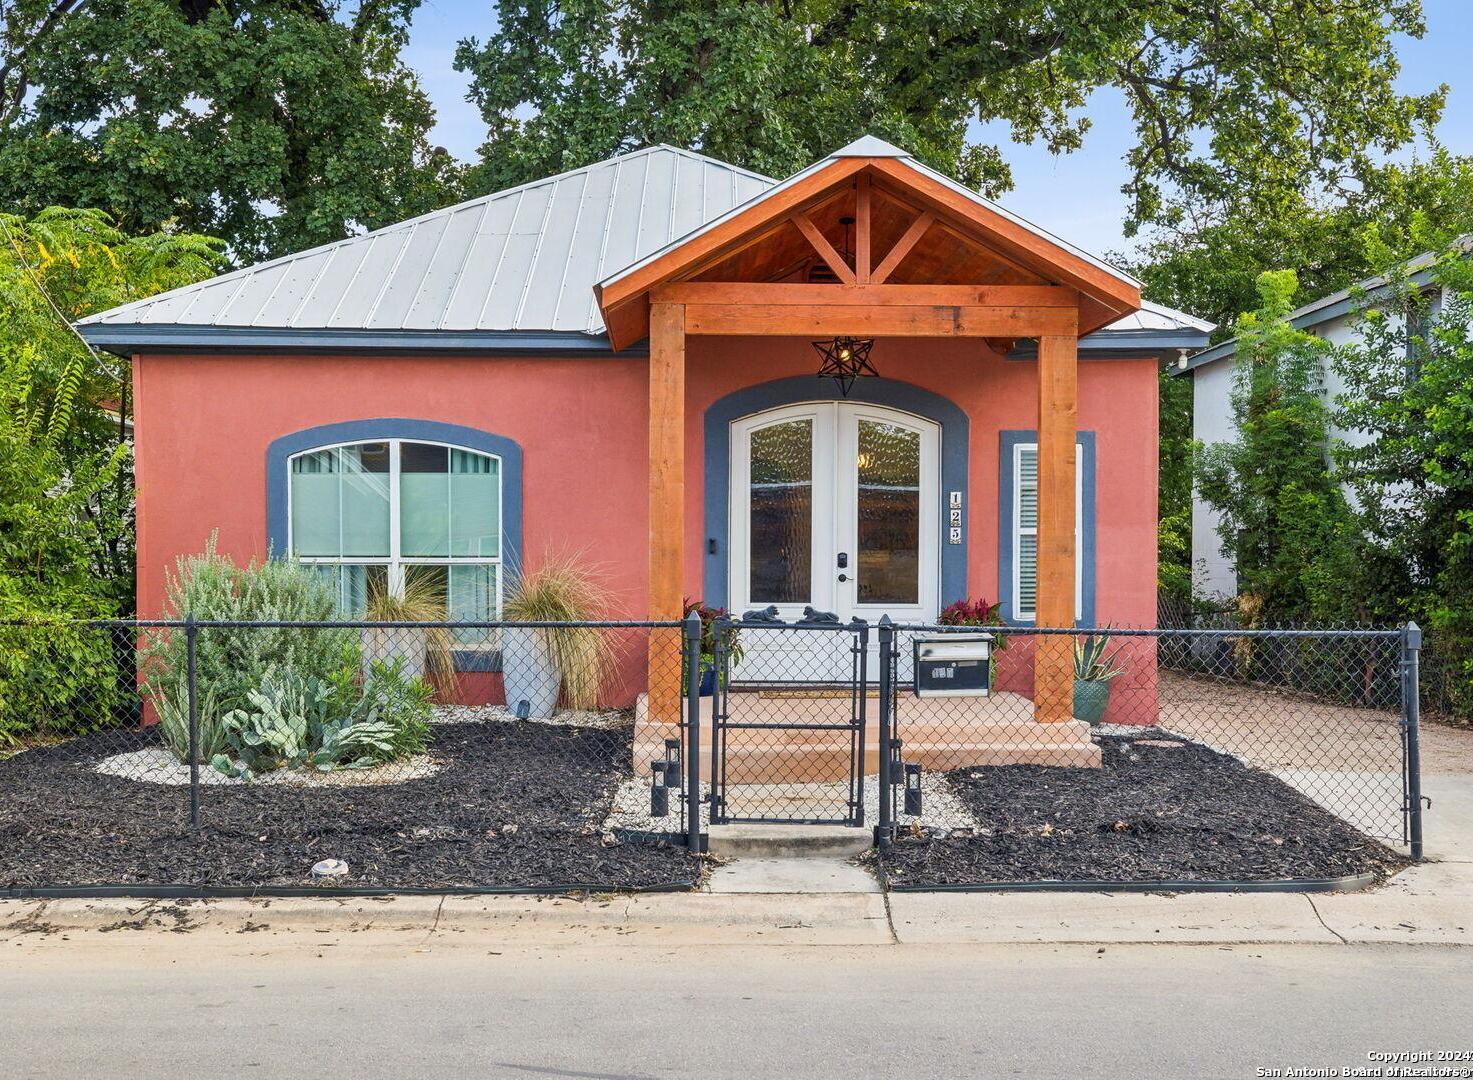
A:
812 335 878 397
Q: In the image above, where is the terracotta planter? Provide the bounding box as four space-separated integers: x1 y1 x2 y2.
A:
501 627 562 719
1072 678 1113 725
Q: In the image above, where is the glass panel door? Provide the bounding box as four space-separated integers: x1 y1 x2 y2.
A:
855 418 921 605
747 417 815 606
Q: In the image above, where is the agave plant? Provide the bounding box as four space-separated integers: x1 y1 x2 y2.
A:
1074 632 1127 682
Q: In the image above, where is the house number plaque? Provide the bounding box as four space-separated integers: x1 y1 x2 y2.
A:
947 491 963 544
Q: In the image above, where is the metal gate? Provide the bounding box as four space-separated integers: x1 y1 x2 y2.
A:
708 618 868 826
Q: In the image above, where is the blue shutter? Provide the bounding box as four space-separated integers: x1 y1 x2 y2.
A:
998 430 1097 626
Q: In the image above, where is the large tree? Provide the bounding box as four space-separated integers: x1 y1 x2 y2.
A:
455 0 1443 240
0 1 463 262
0 207 223 609
1135 150 1473 334
1194 271 1359 626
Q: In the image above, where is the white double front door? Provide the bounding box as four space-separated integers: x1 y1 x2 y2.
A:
729 402 940 682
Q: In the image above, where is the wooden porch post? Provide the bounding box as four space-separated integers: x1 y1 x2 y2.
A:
648 301 686 721
1035 329 1078 723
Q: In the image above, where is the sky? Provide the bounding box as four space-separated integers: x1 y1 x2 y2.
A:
404 0 1473 260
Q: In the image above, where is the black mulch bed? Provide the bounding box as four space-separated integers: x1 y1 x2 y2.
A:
0 722 698 892
871 731 1410 888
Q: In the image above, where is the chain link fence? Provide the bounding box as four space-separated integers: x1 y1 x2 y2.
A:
0 617 1424 893
0 619 703 895
871 623 1420 888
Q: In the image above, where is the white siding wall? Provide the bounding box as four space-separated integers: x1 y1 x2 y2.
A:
1189 292 1440 599
1190 358 1239 599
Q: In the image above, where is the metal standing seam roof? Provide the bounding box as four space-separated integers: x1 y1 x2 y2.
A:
78 145 774 338
77 137 1209 352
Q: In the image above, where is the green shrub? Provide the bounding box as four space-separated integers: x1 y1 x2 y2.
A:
142 545 357 721
147 546 435 776
0 613 126 747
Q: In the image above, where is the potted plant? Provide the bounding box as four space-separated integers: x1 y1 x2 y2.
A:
937 597 1008 685
501 553 616 718
682 599 744 695
1073 631 1126 725
362 571 456 687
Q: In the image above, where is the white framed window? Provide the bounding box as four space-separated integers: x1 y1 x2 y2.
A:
1012 441 1083 622
286 439 502 629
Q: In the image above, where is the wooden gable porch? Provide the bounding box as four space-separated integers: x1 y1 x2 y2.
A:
595 145 1142 724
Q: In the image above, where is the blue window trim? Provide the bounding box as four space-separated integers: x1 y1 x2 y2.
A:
997 430 1096 627
265 418 523 674
702 376 968 611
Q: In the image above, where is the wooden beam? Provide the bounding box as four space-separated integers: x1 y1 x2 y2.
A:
1035 330 1078 724
871 211 933 285
597 157 866 325
790 212 856 284
647 302 685 722
855 173 872 284
652 282 1078 308
867 157 1139 330
682 303 1078 338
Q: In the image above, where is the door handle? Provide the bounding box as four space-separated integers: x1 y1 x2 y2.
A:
837 573 849 583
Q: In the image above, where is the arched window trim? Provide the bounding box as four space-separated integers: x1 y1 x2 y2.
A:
285 437 506 619
266 418 524 643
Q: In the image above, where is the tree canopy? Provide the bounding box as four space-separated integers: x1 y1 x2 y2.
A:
0 1 462 262
0 206 223 612
455 0 1444 245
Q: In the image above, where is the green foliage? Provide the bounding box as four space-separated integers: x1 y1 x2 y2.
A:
1156 364 1196 609
1332 243 1473 715
142 545 359 724
0 208 219 743
146 549 432 775
0 2 462 263
213 659 430 777
220 667 321 774
455 0 1440 240
1195 271 1359 626
0 207 223 613
1074 632 1126 683
343 658 432 760
1137 151 1473 335
156 680 229 765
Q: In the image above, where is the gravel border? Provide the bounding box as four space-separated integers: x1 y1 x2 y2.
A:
95 747 443 787
432 703 631 730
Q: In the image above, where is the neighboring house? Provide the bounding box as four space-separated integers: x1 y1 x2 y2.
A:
77 136 1208 727
1177 237 1467 601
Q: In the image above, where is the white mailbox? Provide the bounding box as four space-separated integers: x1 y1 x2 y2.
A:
912 634 992 698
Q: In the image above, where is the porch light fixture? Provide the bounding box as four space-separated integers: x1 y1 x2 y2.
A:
811 215 878 396
812 335 878 396
904 762 923 816
650 761 670 818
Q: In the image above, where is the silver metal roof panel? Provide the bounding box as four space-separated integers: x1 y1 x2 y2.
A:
79 139 1205 351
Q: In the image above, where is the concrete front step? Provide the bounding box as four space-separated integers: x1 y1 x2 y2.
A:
707 824 873 859
635 691 1103 780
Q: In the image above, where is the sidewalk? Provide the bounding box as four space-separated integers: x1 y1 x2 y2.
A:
4 774 1467 951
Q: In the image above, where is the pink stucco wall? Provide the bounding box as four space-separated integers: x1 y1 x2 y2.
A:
133 337 1159 720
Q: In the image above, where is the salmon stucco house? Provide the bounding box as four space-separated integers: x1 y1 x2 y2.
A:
77 136 1210 728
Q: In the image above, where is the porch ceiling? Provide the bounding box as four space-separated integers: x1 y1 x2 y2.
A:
595 143 1141 350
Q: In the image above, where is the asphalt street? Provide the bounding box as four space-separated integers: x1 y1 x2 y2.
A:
2 940 1468 1079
